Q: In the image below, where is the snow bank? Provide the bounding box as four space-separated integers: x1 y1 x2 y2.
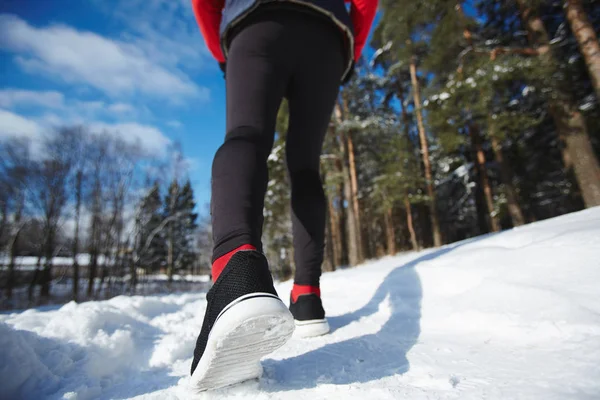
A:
1 208 600 399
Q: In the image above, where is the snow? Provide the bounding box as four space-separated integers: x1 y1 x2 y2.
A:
430 92 451 102
0 255 107 268
522 85 535 96
146 274 209 283
438 92 451 101
2 208 600 399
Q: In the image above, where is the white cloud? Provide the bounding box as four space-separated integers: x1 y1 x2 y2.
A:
0 88 148 123
91 0 210 71
183 156 201 172
0 14 208 101
167 120 183 128
108 103 135 114
0 109 42 139
90 122 171 155
38 112 64 127
0 89 64 109
0 109 170 156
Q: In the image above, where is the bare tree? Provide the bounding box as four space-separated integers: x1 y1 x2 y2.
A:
98 136 140 296
32 132 72 299
72 169 83 301
56 126 89 301
86 134 110 297
0 138 33 300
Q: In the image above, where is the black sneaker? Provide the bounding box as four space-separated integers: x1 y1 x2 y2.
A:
289 293 330 338
189 250 295 392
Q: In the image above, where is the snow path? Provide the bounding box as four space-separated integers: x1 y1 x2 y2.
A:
2 208 600 399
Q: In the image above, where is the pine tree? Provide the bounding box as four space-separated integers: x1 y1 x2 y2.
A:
474 0 586 219
515 0 600 206
374 131 425 252
321 123 347 270
420 0 545 230
163 179 198 282
333 101 363 265
134 182 165 284
373 0 444 246
176 180 199 275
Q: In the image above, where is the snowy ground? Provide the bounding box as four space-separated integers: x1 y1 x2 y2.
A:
2 208 600 399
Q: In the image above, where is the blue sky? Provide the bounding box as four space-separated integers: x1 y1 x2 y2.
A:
0 1 385 209
0 0 229 207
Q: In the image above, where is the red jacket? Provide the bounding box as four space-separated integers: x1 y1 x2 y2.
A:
192 0 378 64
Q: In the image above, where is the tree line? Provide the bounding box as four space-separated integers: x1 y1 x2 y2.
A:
2 0 598 302
263 0 600 277
0 128 204 308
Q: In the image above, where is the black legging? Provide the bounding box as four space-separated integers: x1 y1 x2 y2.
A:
211 7 345 286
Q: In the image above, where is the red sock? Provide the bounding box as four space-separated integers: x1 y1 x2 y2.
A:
291 284 321 302
212 244 256 282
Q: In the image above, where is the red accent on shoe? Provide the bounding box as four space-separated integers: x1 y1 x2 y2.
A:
211 244 256 282
291 284 321 303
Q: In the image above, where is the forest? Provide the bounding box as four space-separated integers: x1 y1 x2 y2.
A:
0 129 207 309
1 0 599 307
263 0 600 277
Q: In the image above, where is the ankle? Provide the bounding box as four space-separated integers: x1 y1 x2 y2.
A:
291 284 321 302
212 244 257 282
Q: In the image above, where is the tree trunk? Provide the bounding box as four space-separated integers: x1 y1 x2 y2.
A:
470 124 500 232
88 251 97 298
336 162 349 267
490 132 525 227
167 183 178 284
324 197 335 273
404 197 419 251
73 171 82 301
341 141 359 267
99 252 109 297
338 98 365 262
334 104 360 266
345 131 364 262
6 192 24 300
130 257 138 295
398 86 419 252
0 201 7 248
28 255 42 303
518 0 600 207
327 192 341 270
409 56 442 247
565 130 600 206
40 230 54 300
383 205 396 255
88 181 101 297
565 0 600 101
7 231 18 300
167 224 174 283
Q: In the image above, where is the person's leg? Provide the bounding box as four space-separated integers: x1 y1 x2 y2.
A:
210 15 292 280
191 14 298 390
286 18 345 289
285 14 344 337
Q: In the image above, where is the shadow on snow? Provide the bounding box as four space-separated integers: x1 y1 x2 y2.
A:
263 240 473 391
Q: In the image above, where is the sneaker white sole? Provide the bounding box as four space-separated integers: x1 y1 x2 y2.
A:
294 318 330 338
189 293 295 392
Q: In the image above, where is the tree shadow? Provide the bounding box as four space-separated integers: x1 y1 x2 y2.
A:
262 241 473 391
